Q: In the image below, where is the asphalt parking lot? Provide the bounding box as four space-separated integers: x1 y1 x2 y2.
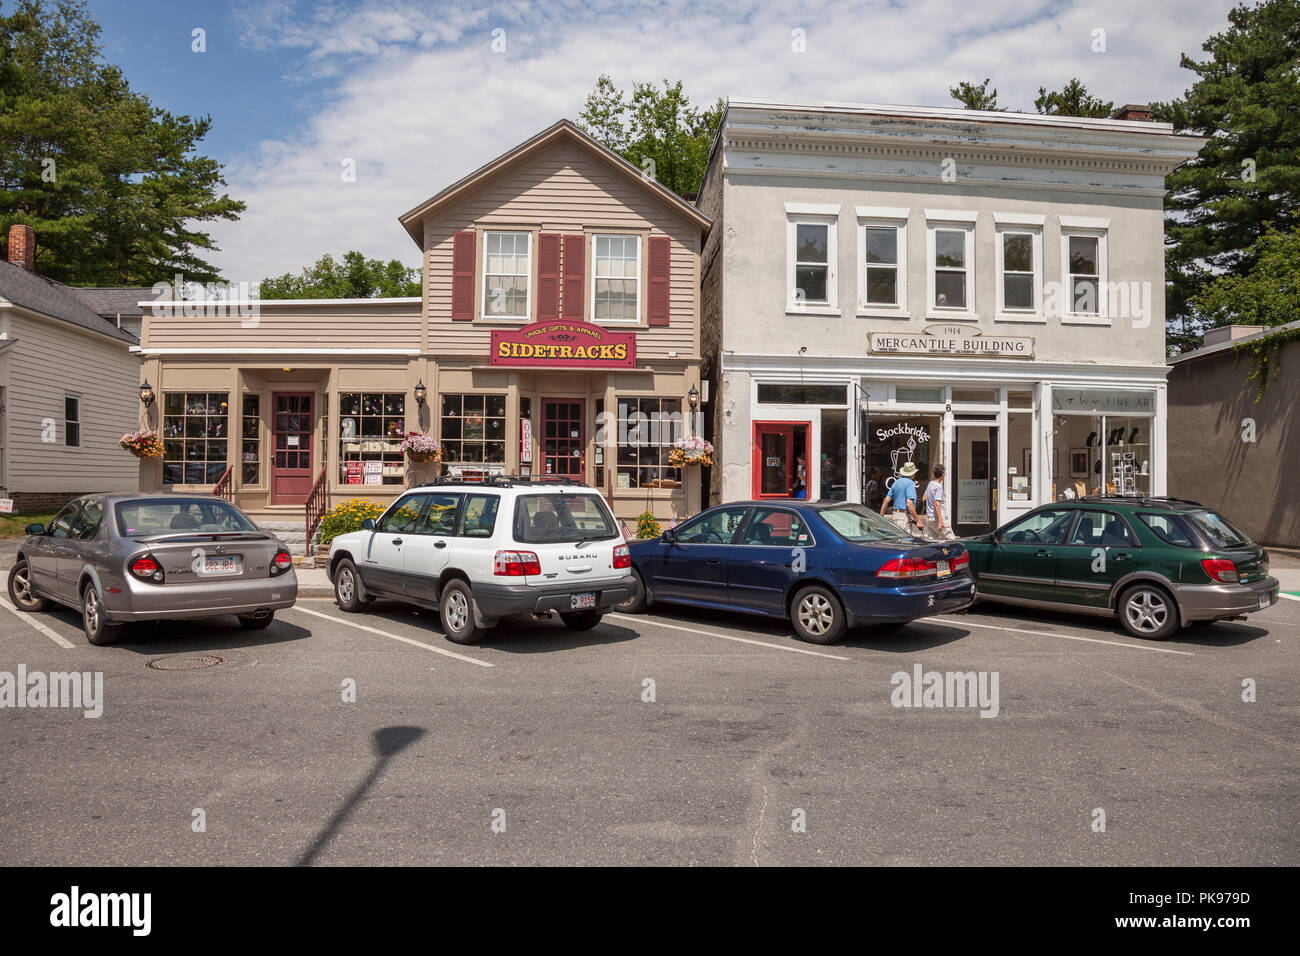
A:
1 576 1297 866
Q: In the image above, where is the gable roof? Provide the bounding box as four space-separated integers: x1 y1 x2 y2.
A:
69 285 157 320
398 119 712 246
0 261 138 344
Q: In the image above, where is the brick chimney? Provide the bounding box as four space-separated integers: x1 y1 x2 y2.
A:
7 224 35 270
1110 104 1152 123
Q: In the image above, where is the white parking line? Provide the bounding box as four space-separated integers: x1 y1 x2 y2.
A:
1279 593 1299 603
0 598 76 649
934 616 1195 656
290 605 494 668
608 613 850 661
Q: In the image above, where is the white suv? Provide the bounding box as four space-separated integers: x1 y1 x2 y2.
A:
326 478 635 644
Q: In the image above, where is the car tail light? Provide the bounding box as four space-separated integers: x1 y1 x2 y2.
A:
494 550 541 576
271 549 293 577
1201 558 1239 583
951 551 970 571
129 554 164 583
877 556 938 579
612 544 631 569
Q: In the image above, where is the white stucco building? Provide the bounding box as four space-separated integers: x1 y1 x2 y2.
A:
698 100 1204 534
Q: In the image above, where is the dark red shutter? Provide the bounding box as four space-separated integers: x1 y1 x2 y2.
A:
451 230 476 320
538 233 561 321
561 234 585 321
648 235 670 326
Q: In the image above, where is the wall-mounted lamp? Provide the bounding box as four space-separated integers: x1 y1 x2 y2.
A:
139 381 155 408
414 380 427 404
687 385 700 411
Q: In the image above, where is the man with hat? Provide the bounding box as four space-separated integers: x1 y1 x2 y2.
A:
880 461 921 535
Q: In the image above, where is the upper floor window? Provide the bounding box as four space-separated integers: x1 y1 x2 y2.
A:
857 212 907 312
1062 231 1107 320
785 207 838 312
995 227 1042 318
483 231 530 320
64 396 80 447
927 223 974 315
593 235 640 322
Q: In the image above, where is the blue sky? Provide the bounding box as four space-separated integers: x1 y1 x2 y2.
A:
82 0 1237 283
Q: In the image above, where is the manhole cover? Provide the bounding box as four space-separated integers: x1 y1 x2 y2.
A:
146 655 224 671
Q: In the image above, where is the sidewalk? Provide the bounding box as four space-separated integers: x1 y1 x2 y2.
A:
295 565 333 599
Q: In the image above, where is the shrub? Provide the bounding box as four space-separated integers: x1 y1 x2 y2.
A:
636 510 662 539
318 497 386 545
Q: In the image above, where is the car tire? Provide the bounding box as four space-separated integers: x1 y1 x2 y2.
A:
7 560 51 612
333 559 368 612
238 611 275 630
560 610 603 630
1118 583 1178 640
81 582 124 646
613 570 648 614
440 579 486 645
790 584 847 645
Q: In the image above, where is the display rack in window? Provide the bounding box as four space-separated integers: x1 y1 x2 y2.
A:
338 392 406 485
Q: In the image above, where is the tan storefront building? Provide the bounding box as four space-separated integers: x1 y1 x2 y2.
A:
136 121 710 550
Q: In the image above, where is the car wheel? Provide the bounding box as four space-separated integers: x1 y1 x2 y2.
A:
333 559 368 612
560 610 603 630
440 579 485 645
81 582 124 646
613 570 648 613
1118 583 1178 640
238 611 275 630
790 584 847 645
7 560 51 612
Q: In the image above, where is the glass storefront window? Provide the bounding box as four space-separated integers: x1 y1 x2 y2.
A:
616 397 681 490
895 387 943 404
1007 412 1032 502
1052 412 1152 500
819 408 847 501
863 416 940 507
441 393 506 465
339 391 406 486
951 388 997 404
756 384 846 405
162 392 229 485
241 395 260 485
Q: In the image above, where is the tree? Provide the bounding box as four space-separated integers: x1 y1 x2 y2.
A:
257 251 421 299
1188 226 1300 393
949 78 1005 111
1034 78 1113 117
0 0 243 284
1153 0 1300 344
577 76 723 197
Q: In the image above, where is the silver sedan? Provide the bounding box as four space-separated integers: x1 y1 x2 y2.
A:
7 494 298 645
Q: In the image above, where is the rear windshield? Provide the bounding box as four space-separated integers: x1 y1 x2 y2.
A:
115 498 257 536
513 493 619 544
818 504 908 542
1138 510 1252 550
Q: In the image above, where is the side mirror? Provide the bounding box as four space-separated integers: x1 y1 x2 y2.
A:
661 528 676 543
361 518 375 531
25 523 45 536
990 530 1002 544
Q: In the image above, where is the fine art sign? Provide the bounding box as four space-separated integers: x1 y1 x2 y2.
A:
490 319 636 369
869 324 1034 359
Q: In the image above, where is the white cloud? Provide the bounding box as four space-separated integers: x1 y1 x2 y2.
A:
210 0 1238 283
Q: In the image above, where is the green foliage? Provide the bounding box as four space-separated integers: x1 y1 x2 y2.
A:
1154 0 1300 334
949 79 1005 111
578 75 722 197
635 510 662 539
258 251 422 299
0 0 244 284
317 497 385 546
1034 78 1113 117
1191 226 1300 396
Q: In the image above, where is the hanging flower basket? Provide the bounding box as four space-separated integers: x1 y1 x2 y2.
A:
120 430 164 459
668 436 714 468
399 431 441 463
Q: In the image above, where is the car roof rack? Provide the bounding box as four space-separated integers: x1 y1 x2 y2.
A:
1079 495 1203 509
425 475 589 489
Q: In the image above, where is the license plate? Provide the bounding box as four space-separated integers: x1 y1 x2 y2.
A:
1259 593 1272 610
570 592 596 610
202 556 238 576
936 559 950 578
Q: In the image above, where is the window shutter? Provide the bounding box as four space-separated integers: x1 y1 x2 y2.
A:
648 235 670 326
538 233 561 321
451 230 476 320
561 234 585 320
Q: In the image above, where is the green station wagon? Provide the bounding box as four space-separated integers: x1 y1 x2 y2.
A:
963 497 1278 640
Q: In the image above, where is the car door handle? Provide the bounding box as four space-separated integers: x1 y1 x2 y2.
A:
1035 550 1051 558
707 558 721 565
392 538 403 546
434 540 446 549
1113 553 1131 561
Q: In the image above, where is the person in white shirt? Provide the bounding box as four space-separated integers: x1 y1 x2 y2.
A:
923 463 954 540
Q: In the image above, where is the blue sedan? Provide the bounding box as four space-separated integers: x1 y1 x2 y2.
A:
616 501 976 644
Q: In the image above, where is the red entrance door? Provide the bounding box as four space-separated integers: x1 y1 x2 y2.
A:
543 399 584 478
752 422 810 499
271 392 314 504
